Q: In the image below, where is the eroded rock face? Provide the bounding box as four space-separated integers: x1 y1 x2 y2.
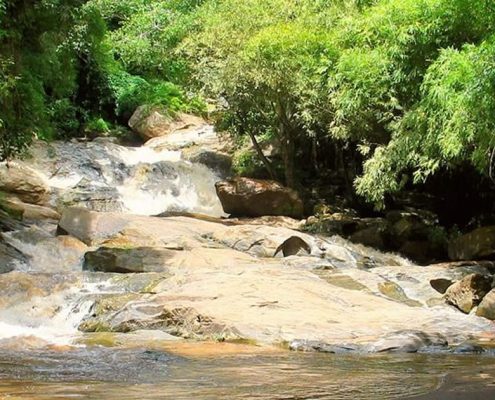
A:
0 162 50 205
215 177 304 218
476 289 495 320
129 108 206 142
1 194 60 222
444 273 493 313
84 247 177 273
449 226 495 261
79 294 241 340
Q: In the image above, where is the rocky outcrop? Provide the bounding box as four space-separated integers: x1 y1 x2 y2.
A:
476 289 495 320
129 108 206 142
448 226 495 261
79 294 241 340
1 194 60 222
0 162 50 205
84 247 177 273
215 177 304 218
305 209 445 264
444 273 493 313
183 148 232 178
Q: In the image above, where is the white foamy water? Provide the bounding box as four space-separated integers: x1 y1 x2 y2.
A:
107 145 182 166
0 294 93 345
29 127 225 217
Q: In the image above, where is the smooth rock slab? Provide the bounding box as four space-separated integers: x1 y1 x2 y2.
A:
84 247 177 273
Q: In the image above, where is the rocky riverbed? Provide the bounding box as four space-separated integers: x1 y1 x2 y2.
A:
0 122 494 398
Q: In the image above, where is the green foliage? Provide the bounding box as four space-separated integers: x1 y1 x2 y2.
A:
102 0 205 81
232 148 266 178
84 117 110 135
108 71 205 119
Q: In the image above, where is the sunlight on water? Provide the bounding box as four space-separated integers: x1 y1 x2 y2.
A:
0 347 493 400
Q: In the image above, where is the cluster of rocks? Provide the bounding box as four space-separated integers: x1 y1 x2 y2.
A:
439 273 495 320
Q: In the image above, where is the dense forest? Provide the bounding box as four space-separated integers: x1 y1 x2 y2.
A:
1 0 495 219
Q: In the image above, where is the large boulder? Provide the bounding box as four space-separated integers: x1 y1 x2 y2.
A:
215 177 304 218
1 194 60 222
476 289 495 320
129 107 206 142
444 273 493 313
183 148 232 178
0 162 49 205
58 207 128 246
448 226 495 261
84 247 177 273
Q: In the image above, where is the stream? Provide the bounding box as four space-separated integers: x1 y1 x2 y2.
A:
1 127 495 399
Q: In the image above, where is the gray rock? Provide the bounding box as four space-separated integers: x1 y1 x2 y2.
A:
430 278 454 294
366 330 448 353
84 247 177 273
289 339 359 353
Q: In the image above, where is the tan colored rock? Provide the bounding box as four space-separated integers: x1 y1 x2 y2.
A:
215 177 304 218
1 194 59 221
449 226 495 261
58 207 128 246
0 162 49 205
129 107 206 141
476 289 495 320
444 273 493 313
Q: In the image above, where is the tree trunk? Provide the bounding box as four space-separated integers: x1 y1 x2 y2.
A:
237 113 277 180
280 122 296 188
246 129 277 181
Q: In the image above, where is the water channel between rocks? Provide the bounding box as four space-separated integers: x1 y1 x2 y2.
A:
1 127 495 399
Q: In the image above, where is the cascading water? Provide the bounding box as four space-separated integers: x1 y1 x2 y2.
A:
2 125 495 399
26 126 226 217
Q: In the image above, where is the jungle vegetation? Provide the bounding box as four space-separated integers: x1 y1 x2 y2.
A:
1 0 495 209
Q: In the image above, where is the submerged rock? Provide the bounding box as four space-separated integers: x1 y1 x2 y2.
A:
449 226 495 261
365 330 448 353
444 273 493 313
215 177 304 218
289 340 358 354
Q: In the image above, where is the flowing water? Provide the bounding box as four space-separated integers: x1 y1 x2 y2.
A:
1 129 495 399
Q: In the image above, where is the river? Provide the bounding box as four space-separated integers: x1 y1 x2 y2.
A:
0 127 494 399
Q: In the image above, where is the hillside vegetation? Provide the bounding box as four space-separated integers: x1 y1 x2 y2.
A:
1 0 495 210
